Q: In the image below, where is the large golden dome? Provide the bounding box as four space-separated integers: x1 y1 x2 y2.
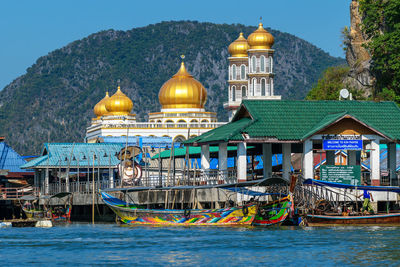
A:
94 92 110 117
105 86 133 115
228 33 250 57
248 23 274 49
159 62 207 109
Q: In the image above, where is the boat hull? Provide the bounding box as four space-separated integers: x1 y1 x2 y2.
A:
306 213 400 226
102 191 256 226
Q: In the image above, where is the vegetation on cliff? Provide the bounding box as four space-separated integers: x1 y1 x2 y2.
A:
0 21 344 155
359 0 400 102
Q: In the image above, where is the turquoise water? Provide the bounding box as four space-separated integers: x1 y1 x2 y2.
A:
1 224 399 266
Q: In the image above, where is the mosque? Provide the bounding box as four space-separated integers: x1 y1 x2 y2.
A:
85 23 280 142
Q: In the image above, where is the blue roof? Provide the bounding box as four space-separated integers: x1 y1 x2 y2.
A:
0 142 29 173
101 136 173 148
21 143 124 169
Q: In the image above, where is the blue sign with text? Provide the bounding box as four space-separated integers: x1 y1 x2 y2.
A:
323 140 362 150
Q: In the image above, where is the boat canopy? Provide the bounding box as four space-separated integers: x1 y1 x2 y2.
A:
102 178 272 193
303 179 400 193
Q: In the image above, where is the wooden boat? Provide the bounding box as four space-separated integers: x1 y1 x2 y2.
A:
306 213 400 226
253 194 293 226
101 191 256 226
21 192 72 223
303 179 400 226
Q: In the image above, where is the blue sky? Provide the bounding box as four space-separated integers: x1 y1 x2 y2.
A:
0 0 351 90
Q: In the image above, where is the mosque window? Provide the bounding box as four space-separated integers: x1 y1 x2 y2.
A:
269 56 273 73
240 65 246 80
267 79 271 96
252 79 257 96
232 86 236 101
261 79 266 96
178 120 186 128
166 120 174 128
266 57 270 73
241 86 246 97
260 56 265 72
174 135 186 142
251 56 256 73
232 65 237 80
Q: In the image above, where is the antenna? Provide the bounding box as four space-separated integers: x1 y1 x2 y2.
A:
339 88 349 100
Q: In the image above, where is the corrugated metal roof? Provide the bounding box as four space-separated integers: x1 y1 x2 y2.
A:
186 100 400 144
21 143 124 169
0 142 29 173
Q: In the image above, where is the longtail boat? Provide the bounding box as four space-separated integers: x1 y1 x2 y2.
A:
253 194 293 226
303 179 400 226
101 191 256 226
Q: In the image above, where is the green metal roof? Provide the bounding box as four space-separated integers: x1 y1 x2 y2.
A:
186 100 400 145
152 145 255 159
21 143 123 169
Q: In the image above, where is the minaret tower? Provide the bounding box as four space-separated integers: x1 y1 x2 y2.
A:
225 32 250 120
224 23 281 120
247 23 277 99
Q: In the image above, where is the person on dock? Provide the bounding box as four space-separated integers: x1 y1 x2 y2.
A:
359 182 374 214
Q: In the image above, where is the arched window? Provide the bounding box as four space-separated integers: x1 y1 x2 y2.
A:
229 65 232 80
232 65 237 80
251 56 256 72
174 135 186 142
269 56 273 73
241 86 246 97
165 120 174 128
252 79 256 96
260 55 265 72
177 119 186 128
267 78 271 96
266 57 270 73
240 65 246 80
261 79 266 96
232 86 236 101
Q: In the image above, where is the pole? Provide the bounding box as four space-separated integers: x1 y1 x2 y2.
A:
92 154 95 225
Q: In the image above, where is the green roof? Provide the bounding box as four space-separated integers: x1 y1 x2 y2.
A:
152 145 255 159
21 143 123 169
186 100 400 144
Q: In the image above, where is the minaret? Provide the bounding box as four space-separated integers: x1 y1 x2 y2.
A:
224 23 281 120
247 22 276 98
225 33 250 120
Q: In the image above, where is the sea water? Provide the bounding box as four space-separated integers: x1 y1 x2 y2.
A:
0 223 399 266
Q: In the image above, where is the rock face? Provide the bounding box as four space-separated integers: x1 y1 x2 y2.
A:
344 0 374 97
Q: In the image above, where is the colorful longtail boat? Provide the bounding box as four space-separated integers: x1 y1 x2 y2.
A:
253 194 293 226
101 191 256 226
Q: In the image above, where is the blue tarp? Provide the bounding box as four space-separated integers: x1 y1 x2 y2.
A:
303 179 400 193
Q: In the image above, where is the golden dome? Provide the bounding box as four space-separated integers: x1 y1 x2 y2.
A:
247 23 274 49
228 32 249 57
94 92 110 117
159 62 207 109
105 86 133 115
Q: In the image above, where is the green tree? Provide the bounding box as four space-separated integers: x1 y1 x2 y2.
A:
306 66 364 100
359 0 400 100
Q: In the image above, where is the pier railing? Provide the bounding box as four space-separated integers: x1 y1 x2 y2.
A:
0 186 39 200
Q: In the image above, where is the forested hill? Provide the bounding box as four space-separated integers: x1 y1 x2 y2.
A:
0 21 345 155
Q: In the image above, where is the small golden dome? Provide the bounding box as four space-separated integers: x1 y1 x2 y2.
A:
159 62 207 109
105 86 133 115
94 92 110 117
228 33 249 57
248 23 274 49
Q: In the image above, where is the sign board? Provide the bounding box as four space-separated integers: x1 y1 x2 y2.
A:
320 165 361 185
323 140 362 150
